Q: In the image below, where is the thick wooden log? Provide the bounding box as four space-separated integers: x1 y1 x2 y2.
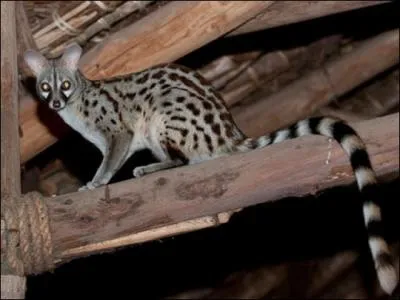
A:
228 1 390 37
232 29 399 137
79 1 274 80
44 113 399 262
1 2 26 299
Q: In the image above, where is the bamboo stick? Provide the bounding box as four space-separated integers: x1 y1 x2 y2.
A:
79 1 275 80
228 1 390 37
44 113 398 262
48 1 154 58
33 1 124 55
232 29 399 137
1 2 26 299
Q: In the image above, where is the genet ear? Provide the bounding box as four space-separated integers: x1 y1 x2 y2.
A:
59 42 82 71
23 49 50 77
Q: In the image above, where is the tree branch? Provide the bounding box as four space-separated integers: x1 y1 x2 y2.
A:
44 113 398 263
232 29 399 137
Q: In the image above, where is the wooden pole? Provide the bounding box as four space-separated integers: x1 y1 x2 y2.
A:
232 29 399 137
42 113 399 262
228 1 390 37
1 1 26 299
1 1 21 197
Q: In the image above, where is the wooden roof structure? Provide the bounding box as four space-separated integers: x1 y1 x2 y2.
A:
1 1 399 298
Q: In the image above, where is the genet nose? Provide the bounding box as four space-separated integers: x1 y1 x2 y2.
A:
53 100 61 109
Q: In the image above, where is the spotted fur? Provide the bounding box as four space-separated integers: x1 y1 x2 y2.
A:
24 43 397 294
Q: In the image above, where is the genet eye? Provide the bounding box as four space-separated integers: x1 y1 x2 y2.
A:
61 80 71 90
41 82 50 91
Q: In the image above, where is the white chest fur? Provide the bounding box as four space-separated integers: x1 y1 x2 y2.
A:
58 106 107 155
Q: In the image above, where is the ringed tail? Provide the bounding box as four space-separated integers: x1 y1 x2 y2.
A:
235 116 398 294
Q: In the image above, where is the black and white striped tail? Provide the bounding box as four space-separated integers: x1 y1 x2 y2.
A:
236 117 398 294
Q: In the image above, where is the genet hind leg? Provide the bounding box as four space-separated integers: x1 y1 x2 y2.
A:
132 139 185 178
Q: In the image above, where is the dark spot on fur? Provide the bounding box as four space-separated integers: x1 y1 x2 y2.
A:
126 92 136 100
212 123 221 135
113 86 124 98
136 72 149 84
111 119 117 125
176 96 185 103
100 89 119 112
202 100 213 110
139 87 148 96
162 101 173 108
167 125 188 137
204 113 214 124
186 103 200 116
161 89 171 96
152 70 166 79
225 124 234 138
92 100 98 107
171 116 187 122
84 111 89 117
101 106 107 115
196 126 204 132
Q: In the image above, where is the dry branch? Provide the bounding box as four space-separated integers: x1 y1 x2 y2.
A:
43 113 399 263
79 1 275 80
1 2 26 299
33 1 124 56
48 1 154 58
228 1 390 37
232 29 399 137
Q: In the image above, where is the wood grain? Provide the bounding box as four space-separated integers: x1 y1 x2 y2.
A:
46 113 399 261
228 1 389 36
1 1 21 197
1 3 27 299
232 29 399 137
79 1 274 80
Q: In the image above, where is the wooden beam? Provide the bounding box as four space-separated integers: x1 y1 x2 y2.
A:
79 1 274 80
1 2 27 299
44 113 399 262
232 29 399 137
1 1 21 197
228 1 390 37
